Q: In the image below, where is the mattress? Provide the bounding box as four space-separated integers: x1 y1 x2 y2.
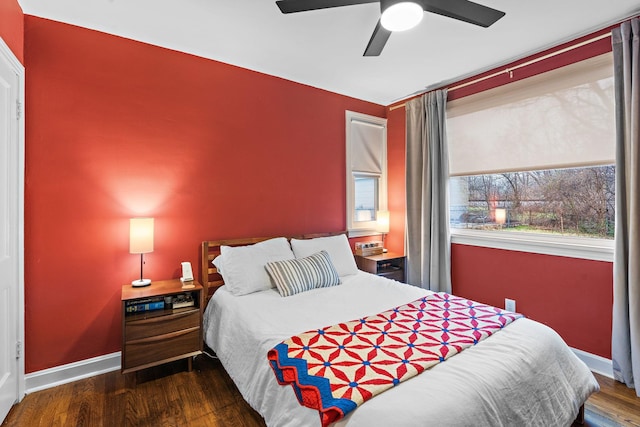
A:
204 271 598 427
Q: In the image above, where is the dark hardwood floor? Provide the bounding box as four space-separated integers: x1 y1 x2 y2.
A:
2 356 266 427
576 374 640 427
3 355 639 427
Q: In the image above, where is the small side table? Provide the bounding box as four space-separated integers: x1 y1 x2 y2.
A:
121 279 203 374
355 252 406 283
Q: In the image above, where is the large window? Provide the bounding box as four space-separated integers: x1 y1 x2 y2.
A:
447 54 616 260
346 111 387 236
450 166 615 239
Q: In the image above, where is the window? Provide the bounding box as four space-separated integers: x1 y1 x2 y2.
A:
354 175 378 222
346 111 387 236
447 54 616 261
450 166 615 239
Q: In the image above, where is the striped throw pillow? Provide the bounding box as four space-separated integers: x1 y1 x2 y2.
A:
265 250 341 297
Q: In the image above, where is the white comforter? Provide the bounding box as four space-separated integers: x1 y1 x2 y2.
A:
204 272 598 427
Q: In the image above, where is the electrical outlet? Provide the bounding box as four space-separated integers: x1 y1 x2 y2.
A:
505 298 516 312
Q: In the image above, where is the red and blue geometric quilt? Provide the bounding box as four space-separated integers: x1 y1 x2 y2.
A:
267 292 523 427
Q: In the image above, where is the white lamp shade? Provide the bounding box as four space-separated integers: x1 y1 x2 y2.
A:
129 218 154 254
381 2 423 32
376 210 390 233
495 209 506 225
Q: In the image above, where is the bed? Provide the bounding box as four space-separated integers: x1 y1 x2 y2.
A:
200 233 599 427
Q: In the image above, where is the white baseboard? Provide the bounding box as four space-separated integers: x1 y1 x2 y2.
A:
25 352 121 394
571 347 613 378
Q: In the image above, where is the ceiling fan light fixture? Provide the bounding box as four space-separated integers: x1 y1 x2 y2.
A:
380 1 423 32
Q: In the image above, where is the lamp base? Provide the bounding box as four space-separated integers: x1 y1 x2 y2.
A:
131 278 151 287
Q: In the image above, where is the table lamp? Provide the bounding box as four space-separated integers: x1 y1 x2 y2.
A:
130 217 154 287
376 210 390 252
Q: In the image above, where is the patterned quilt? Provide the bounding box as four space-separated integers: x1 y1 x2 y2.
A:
267 292 523 427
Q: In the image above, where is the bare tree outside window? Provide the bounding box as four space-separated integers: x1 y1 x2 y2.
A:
450 165 615 239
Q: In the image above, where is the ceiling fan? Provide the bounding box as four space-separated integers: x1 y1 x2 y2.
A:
275 0 505 56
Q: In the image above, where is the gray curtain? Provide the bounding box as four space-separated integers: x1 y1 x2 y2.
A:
612 17 640 397
405 89 451 293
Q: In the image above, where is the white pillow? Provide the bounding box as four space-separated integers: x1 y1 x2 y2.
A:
290 234 358 277
213 237 295 296
212 255 225 275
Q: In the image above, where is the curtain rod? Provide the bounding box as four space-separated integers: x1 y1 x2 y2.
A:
388 32 611 112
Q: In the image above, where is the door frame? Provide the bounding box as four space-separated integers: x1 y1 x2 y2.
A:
0 36 26 403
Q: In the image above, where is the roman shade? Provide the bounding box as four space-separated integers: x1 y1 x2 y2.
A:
349 118 385 174
447 53 615 176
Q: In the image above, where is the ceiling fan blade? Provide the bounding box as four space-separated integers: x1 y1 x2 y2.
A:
363 20 392 57
276 0 378 14
419 0 505 27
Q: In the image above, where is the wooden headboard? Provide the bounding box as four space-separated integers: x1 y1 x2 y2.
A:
200 231 346 301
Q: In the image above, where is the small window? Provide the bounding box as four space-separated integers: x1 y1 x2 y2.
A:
346 111 387 236
354 175 379 223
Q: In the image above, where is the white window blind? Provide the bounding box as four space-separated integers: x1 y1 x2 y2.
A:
350 119 385 174
447 53 615 176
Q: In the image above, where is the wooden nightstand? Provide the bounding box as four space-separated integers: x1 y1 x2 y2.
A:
121 279 203 374
356 252 406 283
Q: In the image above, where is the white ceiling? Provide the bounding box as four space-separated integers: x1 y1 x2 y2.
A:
17 0 640 105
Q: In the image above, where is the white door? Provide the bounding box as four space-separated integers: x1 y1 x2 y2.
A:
0 39 22 424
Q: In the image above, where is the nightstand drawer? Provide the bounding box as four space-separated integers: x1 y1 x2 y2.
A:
379 269 404 282
123 327 200 371
125 309 200 341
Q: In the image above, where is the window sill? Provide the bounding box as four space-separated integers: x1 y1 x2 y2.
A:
450 229 614 262
348 229 384 238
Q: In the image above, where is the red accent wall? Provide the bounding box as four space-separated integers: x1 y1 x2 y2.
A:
0 0 23 63
23 17 389 373
451 245 613 358
385 106 406 255
22 13 616 373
